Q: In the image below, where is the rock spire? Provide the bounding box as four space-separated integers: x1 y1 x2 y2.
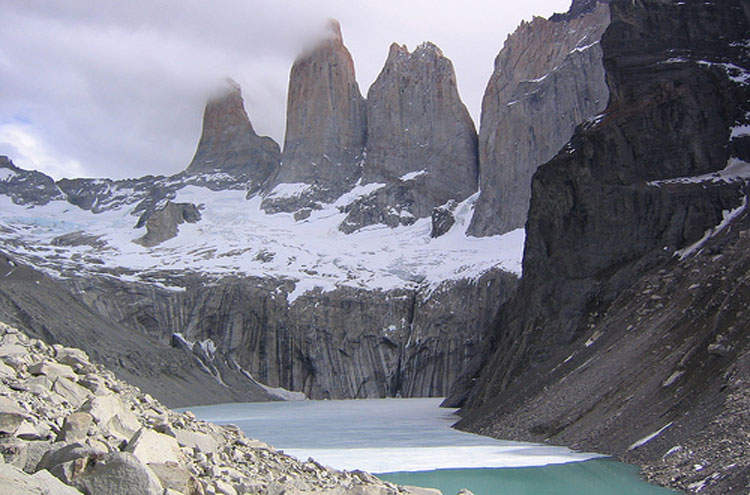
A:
185 78 280 190
339 42 478 232
262 19 367 212
468 0 611 236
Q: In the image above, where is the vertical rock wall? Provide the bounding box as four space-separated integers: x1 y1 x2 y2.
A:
468 1 611 236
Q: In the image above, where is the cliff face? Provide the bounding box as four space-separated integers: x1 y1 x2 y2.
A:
340 43 478 232
262 20 367 213
0 252 274 408
62 269 517 401
468 0 610 236
456 0 750 492
185 79 280 192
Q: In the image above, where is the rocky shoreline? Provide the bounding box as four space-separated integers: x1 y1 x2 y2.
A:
0 322 444 495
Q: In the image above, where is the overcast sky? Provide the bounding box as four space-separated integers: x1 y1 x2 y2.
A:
0 0 570 180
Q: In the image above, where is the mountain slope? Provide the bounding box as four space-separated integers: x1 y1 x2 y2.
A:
454 0 750 493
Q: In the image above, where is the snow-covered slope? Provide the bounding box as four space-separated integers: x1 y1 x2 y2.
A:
0 176 523 302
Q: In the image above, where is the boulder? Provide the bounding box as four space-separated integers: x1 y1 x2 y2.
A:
74 452 163 495
124 428 182 466
0 396 29 435
0 463 83 495
37 442 101 484
28 362 77 381
57 412 94 443
174 429 219 455
148 461 204 495
54 347 91 370
78 395 141 441
51 377 90 408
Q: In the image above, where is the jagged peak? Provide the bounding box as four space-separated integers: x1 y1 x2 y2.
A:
325 18 343 42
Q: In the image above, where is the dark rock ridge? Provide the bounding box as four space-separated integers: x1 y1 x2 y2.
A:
0 252 275 407
453 0 749 493
468 0 611 236
340 42 478 233
185 78 280 193
134 201 201 247
61 269 517 400
262 20 367 213
0 156 64 206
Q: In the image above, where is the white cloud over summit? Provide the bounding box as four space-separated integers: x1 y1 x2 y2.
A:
0 0 570 180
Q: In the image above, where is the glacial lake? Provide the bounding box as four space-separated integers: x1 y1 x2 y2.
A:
185 398 675 495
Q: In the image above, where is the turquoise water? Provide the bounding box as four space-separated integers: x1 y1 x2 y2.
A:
379 460 675 495
185 398 675 495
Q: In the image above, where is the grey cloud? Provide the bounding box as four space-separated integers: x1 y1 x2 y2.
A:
0 0 570 179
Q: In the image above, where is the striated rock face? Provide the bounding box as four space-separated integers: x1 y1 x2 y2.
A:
0 252 274 407
262 20 367 212
185 78 280 192
468 0 610 236
340 43 478 232
63 269 517 400
0 322 432 495
455 0 749 493
134 202 201 247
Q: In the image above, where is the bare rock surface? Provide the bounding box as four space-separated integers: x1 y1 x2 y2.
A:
340 42 478 232
468 0 610 236
0 322 441 495
135 201 202 247
185 79 280 192
454 0 750 493
263 20 367 212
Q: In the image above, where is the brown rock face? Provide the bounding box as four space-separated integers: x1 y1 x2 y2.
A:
263 20 366 211
185 79 280 190
339 42 478 232
468 1 611 236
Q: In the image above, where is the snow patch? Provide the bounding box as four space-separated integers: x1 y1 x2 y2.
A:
400 170 427 182
649 158 750 186
628 423 673 451
266 183 310 199
0 168 17 182
676 195 747 259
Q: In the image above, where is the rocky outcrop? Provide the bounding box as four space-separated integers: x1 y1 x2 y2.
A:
0 322 435 495
62 269 517 401
185 78 280 193
262 20 367 212
135 202 201 247
340 43 478 232
0 252 275 407
0 156 64 206
455 0 749 493
468 0 610 236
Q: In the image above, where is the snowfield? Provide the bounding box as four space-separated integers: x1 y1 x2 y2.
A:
0 185 524 301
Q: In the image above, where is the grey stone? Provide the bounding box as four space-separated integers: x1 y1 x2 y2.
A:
148 462 203 495
52 377 91 408
74 452 163 495
57 412 94 443
28 361 77 381
124 428 182 465
54 347 91 370
78 394 141 441
0 463 83 495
